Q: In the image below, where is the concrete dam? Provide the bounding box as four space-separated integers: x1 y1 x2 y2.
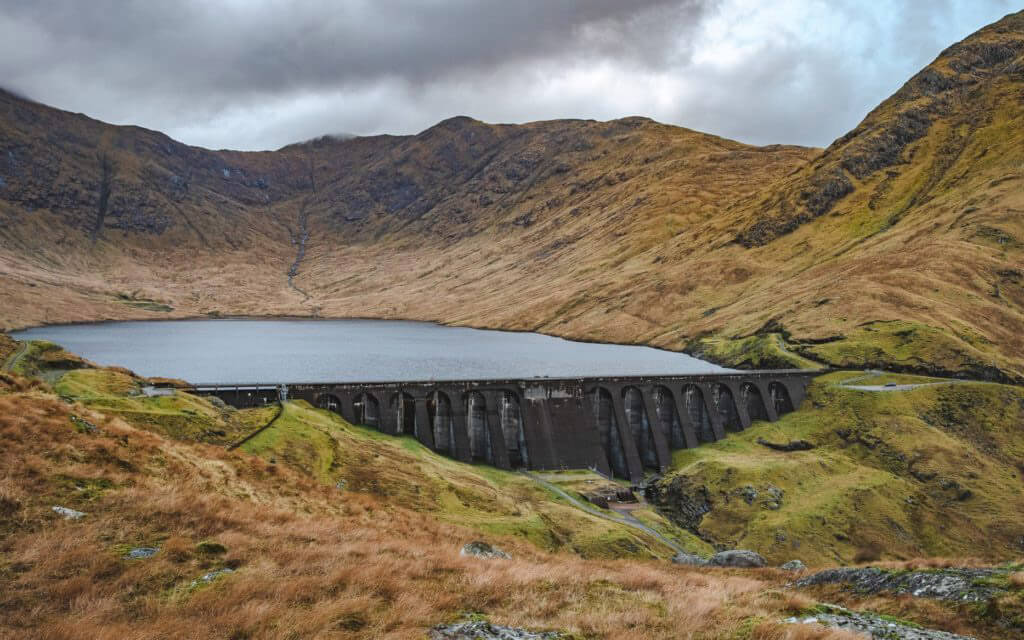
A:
193 370 819 484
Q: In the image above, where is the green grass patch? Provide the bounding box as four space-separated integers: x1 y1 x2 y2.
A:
656 374 1024 565
691 333 820 370
10 340 89 381
55 368 252 443
799 321 1005 379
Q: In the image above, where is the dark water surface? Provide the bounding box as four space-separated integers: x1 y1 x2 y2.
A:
12 318 731 383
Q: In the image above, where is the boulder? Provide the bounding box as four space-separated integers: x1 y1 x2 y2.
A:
126 547 159 559
190 567 234 587
430 621 561 639
757 438 814 452
460 541 509 560
51 505 86 520
780 559 806 571
671 552 708 566
709 550 766 568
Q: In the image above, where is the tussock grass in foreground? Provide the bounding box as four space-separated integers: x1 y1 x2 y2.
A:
0 380 863 639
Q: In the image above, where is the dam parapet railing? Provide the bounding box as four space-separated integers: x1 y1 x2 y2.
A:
189 369 827 485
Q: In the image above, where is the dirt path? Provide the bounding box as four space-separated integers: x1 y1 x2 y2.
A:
836 370 970 392
521 471 687 555
2 340 29 372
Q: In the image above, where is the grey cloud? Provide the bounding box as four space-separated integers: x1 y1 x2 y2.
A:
0 0 1016 150
0 1 710 96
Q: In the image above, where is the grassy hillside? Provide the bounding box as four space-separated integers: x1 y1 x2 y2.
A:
237 400 709 558
5 339 1024 637
649 373 1024 567
2 12 1023 382
0 356 838 640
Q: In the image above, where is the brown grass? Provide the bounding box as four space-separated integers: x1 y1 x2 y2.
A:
867 557 993 571
0 385 849 639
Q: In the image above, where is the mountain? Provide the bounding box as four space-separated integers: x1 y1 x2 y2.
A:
1 11 1023 381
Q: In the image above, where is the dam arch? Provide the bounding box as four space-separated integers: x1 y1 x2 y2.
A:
500 391 528 468
592 386 629 479
683 384 715 443
316 393 342 414
353 392 380 428
740 382 769 423
769 381 795 416
711 383 742 432
467 391 491 462
653 385 687 449
623 386 658 469
428 390 455 454
390 391 416 435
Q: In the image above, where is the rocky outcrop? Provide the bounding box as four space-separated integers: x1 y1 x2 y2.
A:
460 541 509 560
430 621 561 639
796 567 1013 602
788 604 974 639
644 475 711 534
125 547 159 559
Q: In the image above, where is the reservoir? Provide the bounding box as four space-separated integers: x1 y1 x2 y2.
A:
11 318 731 383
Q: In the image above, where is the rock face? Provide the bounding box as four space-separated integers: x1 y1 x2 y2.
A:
460 541 510 560
708 550 766 568
644 475 712 533
796 567 1011 602
787 604 974 640
779 559 806 571
430 621 561 639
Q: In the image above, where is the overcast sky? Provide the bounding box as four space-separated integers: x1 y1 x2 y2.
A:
0 1 1016 150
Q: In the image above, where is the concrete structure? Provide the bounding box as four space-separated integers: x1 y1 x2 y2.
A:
191 371 818 484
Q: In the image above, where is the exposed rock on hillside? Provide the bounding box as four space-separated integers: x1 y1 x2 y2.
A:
738 11 1024 247
796 567 1014 603
430 621 561 640
788 604 976 640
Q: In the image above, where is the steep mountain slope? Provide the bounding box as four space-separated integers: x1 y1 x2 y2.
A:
1 11 1023 380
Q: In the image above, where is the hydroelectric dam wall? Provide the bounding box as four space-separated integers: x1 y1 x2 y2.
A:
192 371 819 484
